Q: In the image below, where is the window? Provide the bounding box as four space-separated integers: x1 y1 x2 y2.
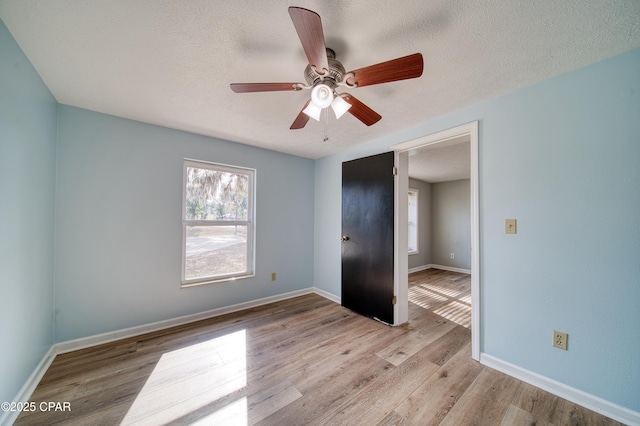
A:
408 189 419 254
182 159 255 286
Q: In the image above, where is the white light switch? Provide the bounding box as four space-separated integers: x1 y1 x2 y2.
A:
505 219 517 234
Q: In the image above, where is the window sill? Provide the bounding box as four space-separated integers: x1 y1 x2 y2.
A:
181 273 255 288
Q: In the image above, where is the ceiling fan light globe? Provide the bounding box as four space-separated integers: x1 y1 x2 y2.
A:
331 96 352 119
311 84 334 108
303 102 323 121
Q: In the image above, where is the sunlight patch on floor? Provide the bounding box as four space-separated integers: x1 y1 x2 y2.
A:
433 301 471 328
408 285 448 309
121 329 247 425
420 283 466 298
191 397 248 425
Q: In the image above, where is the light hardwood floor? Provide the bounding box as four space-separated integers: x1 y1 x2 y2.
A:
16 269 623 425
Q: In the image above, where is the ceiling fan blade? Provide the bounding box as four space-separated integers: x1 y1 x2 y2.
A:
290 100 312 129
346 53 424 88
343 94 382 126
230 83 305 93
288 7 329 74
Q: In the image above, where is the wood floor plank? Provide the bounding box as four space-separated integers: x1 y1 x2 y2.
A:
501 404 553 426
258 353 394 426
438 367 521 425
376 312 457 366
247 380 303 425
377 410 408 426
420 324 471 366
393 342 483 425
510 380 567 424
290 329 397 393
558 401 626 426
307 345 441 426
17 373 148 425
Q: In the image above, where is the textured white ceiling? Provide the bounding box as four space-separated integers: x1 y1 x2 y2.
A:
409 136 470 183
1 0 639 159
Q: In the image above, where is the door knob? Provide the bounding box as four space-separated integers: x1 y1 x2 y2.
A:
340 236 349 242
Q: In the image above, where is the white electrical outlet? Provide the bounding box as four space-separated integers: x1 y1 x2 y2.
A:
450 253 455 259
553 330 568 350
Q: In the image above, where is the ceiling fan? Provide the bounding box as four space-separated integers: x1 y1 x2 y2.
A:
230 6 424 130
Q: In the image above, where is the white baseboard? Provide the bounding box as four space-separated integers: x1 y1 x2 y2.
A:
0 346 57 426
56 288 325 354
4 287 339 426
408 264 430 274
313 286 341 304
481 353 640 426
409 264 471 274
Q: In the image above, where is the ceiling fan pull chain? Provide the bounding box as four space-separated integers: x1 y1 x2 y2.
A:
323 108 329 142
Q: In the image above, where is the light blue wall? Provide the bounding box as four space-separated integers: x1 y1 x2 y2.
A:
54 106 315 342
0 20 57 404
314 48 640 412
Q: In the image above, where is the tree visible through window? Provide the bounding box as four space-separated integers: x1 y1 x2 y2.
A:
182 160 255 286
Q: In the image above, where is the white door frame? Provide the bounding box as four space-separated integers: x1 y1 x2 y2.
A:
391 121 480 361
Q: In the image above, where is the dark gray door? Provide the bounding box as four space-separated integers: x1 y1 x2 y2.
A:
341 152 395 324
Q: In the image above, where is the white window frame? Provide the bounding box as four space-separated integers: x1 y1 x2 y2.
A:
181 159 255 287
408 188 419 255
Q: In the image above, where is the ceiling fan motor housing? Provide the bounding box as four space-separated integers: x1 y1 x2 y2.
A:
304 48 345 89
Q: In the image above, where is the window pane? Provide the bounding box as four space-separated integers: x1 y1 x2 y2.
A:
184 225 247 280
408 190 418 252
185 167 249 221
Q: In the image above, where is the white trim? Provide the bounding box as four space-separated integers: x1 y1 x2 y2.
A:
393 151 409 325
428 264 472 274
181 159 256 287
0 346 57 426
408 264 431 274
409 264 472 275
469 121 480 361
52 287 340 354
392 121 480 360
56 288 319 354
393 124 475 152
313 286 341 304
481 353 640 426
